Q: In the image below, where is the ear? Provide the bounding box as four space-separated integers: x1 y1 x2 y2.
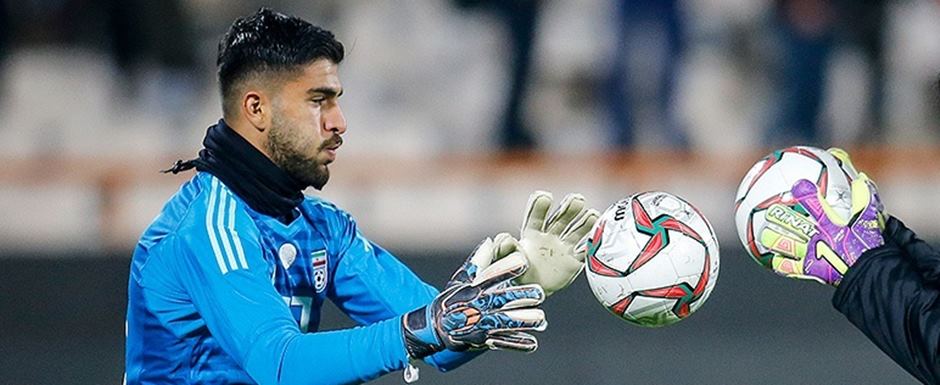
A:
242 90 269 132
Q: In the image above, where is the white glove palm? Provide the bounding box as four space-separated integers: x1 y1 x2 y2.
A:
515 191 599 296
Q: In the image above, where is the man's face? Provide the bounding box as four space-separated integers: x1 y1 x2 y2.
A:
267 59 346 190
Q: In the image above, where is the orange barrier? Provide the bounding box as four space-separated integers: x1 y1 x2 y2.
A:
0 147 937 253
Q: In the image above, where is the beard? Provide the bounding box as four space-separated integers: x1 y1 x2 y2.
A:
267 115 332 190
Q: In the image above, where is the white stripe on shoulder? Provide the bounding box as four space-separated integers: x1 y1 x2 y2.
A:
215 185 239 272
224 189 249 270
206 178 229 274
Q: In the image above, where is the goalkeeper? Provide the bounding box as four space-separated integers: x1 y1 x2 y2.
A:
755 148 940 384
124 8 599 385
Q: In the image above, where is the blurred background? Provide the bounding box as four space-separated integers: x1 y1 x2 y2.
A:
1 0 940 384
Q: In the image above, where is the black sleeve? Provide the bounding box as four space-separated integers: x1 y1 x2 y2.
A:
832 216 940 384
884 217 940 284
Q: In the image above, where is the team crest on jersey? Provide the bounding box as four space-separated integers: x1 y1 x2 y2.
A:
311 250 328 293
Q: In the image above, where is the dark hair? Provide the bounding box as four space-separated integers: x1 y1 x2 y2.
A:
217 8 344 116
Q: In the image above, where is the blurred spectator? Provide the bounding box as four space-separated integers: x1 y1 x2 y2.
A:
454 0 542 150
765 0 892 147
0 0 8 102
834 0 888 144
765 0 835 147
2 0 202 123
604 0 689 149
103 0 201 122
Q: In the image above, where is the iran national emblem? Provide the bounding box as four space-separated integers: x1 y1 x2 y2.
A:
312 250 328 293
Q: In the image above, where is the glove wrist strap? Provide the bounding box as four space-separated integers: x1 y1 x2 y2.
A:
402 307 443 359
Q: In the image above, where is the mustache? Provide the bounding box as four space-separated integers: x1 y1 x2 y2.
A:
319 135 343 150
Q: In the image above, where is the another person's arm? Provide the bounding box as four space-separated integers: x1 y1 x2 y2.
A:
832 216 940 384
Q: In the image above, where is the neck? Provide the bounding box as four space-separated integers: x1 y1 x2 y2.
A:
193 119 307 223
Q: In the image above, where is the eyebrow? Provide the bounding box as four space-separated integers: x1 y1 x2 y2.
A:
307 87 343 98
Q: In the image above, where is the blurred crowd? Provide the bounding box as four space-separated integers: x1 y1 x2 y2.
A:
0 0 939 157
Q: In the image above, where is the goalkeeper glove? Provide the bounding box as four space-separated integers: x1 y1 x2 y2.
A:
758 174 885 286
827 147 860 179
515 191 599 296
402 234 547 359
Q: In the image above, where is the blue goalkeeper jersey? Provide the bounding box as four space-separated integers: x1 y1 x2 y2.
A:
126 172 474 384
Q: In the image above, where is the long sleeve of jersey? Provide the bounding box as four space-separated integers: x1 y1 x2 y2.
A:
148 208 410 385
832 216 940 384
325 210 482 371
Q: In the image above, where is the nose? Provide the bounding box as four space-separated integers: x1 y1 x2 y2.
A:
324 104 347 135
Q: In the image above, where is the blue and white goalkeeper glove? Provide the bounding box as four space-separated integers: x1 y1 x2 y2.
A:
515 191 599 296
402 234 548 359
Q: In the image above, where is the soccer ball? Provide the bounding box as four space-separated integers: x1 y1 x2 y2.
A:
584 191 720 327
733 146 856 268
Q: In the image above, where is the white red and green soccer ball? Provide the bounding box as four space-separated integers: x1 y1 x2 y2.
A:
584 191 720 327
733 146 856 270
